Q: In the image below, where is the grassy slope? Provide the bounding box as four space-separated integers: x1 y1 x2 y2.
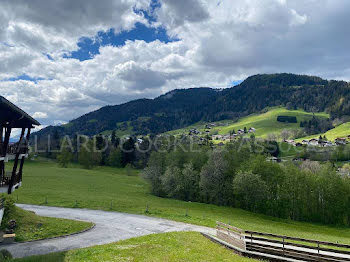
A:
13 160 350 244
14 232 258 262
3 206 92 242
297 122 350 142
166 107 328 139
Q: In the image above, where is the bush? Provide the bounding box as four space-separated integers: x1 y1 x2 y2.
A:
0 249 12 260
1 195 15 229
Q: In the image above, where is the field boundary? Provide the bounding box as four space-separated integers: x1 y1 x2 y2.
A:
210 221 350 262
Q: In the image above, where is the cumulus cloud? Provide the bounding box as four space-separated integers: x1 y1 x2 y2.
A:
32 112 48 119
1 0 350 127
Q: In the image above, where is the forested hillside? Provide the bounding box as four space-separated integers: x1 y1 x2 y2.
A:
34 73 350 138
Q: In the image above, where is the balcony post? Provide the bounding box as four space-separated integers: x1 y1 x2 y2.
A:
8 128 25 194
18 128 31 184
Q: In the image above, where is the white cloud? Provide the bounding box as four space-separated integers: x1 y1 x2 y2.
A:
32 112 48 119
1 0 350 127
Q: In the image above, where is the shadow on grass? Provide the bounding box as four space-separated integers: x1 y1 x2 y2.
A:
13 252 67 262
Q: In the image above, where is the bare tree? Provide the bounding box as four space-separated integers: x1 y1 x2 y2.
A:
280 129 291 141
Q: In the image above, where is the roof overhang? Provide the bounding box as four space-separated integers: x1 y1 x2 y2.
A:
0 96 40 128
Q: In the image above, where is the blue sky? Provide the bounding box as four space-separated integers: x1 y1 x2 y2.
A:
2 74 46 83
63 0 174 61
64 22 176 61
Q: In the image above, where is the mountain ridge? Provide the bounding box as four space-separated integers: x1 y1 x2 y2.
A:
33 73 350 139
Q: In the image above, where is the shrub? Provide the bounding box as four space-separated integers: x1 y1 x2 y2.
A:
1 196 15 229
0 249 12 260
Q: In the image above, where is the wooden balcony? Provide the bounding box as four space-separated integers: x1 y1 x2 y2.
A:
0 142 28 194
0 142 28 161
0 172 22 194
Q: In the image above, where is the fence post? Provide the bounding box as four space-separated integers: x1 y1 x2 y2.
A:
283 237 285 256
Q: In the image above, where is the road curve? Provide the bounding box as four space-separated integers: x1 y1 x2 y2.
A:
3 204 215 258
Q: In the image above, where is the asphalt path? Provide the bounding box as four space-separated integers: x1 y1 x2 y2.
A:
2 204 215 258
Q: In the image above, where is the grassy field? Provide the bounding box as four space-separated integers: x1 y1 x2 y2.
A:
11 160 350 245
166 107 328 139
2 205 92 242
297 121 350 142
13 232 258 262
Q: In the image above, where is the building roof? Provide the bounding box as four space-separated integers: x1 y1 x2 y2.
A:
0 96 40 128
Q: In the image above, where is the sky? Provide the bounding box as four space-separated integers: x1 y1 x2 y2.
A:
1 0 350 131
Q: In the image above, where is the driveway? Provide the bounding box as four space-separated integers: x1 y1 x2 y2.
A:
2 204 215 258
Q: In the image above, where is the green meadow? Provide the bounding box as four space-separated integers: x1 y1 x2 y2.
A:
13 232 259 262
166 107 329 139
297 121 350 142
12 160 350 245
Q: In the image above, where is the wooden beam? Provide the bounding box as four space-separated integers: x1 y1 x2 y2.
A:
8 128 25 194
18 128 31 184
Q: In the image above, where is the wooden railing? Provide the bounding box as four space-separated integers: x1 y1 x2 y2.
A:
0 142 28 157
216 222 350 262
216 222 246 250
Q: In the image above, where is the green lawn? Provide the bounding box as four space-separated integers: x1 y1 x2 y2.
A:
166 107 328 139
297 121 350 142
2 205 93 242
12 160 350 245
13 232 258 262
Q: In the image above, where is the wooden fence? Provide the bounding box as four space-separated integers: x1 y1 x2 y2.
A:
216 222 350 262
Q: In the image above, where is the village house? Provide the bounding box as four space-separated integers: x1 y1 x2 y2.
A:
285 139 296 146
308 138 319 146
267 156 281 163
248 127 256 133
237 129 245 135
319 140 334 147
335 137 347 145
189 129 201 135
212 135 223 140
302 140 309 145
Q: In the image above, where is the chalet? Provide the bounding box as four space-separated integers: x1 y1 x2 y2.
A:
189 129 200 135
205 123 216 129
237 129 244 135
212 135 222 140
308 139 319 146
302 140 309 145
319 140 334 147
0 96 40 194
248 127 256 133
285 139 296 146
267 157 281 163
335 138 347 146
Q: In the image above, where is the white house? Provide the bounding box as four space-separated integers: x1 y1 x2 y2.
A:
248 127 256 133
308 139 319 146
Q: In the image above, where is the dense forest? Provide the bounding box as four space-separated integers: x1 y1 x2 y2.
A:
143 138 350 226
33 73 350 139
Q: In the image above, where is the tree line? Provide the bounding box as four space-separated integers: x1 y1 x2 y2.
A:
142 138 350 226
53 131 152 169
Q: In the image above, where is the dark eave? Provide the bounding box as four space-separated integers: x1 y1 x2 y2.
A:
0 96 40 128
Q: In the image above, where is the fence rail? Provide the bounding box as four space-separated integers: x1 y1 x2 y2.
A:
216 222 350 262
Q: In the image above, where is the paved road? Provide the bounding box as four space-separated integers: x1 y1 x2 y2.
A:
3 204 215 258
